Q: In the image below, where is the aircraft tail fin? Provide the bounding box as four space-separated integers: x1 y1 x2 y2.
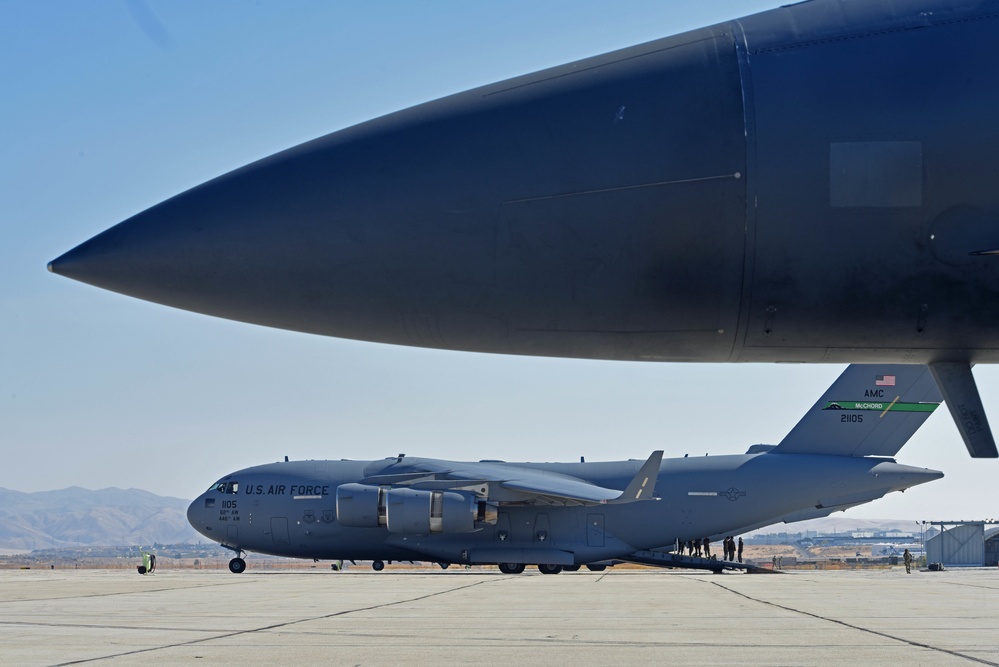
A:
771 364 941 457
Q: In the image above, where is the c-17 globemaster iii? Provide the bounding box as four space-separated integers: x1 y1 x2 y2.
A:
188 365 943 574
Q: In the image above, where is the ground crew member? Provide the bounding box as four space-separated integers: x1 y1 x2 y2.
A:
703 537 710 558
737 537 744 563
903 549 913 574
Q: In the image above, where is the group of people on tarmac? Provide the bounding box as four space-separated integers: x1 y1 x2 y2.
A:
678 536 743 562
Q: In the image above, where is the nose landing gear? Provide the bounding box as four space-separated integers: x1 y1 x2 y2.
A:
221 544 248 573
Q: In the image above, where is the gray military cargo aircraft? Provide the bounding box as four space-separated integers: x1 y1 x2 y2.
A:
188 364 943 573
48 0 999 457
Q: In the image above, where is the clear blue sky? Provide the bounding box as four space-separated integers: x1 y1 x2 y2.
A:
3 0 996 523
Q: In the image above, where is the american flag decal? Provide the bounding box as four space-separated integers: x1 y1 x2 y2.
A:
875 375 896 386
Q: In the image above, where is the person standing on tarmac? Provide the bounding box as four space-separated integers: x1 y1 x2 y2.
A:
737 537 744 563
903 548 913 574
703 537 711 559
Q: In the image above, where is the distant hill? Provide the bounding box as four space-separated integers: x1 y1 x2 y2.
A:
746 516 925 536
0 487 200 551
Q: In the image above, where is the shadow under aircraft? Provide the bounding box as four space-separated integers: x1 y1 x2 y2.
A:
51 0 999 457
188 365 943 574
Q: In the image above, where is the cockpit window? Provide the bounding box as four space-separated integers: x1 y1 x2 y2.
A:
211 481 239 494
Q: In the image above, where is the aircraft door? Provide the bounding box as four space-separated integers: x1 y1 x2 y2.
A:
587 514 605 547
271 517 290 546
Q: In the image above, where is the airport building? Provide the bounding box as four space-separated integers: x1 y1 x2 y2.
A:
924 521 999 567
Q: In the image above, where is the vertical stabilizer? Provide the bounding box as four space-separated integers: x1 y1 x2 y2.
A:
772 365 941 457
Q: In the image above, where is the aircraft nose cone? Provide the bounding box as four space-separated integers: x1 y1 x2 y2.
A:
48 232 136 288
48 146 358 330
187 495 212 537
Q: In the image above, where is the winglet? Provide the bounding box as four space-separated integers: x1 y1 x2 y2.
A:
610 450 663 503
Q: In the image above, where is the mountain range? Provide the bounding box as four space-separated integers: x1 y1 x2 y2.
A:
0 486 200 551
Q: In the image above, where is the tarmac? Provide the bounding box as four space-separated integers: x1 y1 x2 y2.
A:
2 565 998 666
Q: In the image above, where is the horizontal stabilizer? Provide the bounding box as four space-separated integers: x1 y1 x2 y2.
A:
772 365 941 457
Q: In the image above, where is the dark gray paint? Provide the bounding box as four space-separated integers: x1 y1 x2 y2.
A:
49 1 999 451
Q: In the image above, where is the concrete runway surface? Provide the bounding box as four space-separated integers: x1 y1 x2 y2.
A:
2 567 997 666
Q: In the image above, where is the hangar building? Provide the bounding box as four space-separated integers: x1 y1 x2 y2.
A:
925 522 999 567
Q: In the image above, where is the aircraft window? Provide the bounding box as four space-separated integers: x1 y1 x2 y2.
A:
210 481 239 494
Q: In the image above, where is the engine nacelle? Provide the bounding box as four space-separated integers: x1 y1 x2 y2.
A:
336 483 385 528
386 488 478 535
337 483 496 534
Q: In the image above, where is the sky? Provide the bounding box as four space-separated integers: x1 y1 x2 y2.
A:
3 0 997 524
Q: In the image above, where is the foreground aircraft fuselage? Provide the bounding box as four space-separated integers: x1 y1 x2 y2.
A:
50 0 999 364
49 1 999 455
188 452 939 573
188 365 943 573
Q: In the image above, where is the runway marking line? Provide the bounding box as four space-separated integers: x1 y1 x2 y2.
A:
50 577 505 667
706 579 999 667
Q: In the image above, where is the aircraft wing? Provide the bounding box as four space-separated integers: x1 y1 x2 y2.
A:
365 451 663 507
498 477 623 505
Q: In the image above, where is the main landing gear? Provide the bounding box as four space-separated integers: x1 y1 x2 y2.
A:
497 562 608 574
498 562 526 574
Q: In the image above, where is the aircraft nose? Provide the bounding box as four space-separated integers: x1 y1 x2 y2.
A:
187 494 212 537
48 33 748 356
45 130 457 343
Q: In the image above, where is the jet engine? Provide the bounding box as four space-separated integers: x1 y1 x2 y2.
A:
336 483 495 534
335 483 385 527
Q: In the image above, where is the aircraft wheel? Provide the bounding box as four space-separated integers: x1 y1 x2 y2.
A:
585 564 606 572
372 560 385 571
563 565 581 572
538 563 563 575
498 562 525 574
136 566 147 575
228 558 247 574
